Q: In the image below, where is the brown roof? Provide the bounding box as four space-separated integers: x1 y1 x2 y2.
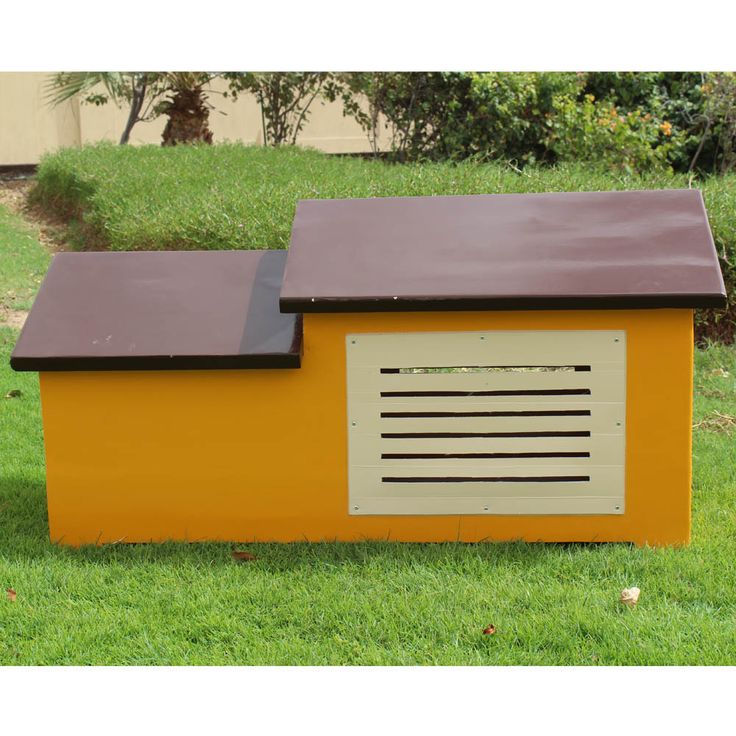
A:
280 189 726 312
11 250 302 371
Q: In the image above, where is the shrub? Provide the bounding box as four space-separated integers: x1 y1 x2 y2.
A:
697 73 736 174
337 72 580 164
338 72 730 175
31 143 735 342
224 73 332 147
454 72 582 165
333 72 474 161
546 93 678 174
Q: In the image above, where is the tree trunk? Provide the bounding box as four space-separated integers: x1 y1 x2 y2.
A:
161 87 214 146
120 73 148 145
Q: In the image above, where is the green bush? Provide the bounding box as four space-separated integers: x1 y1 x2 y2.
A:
331 72 474 161
546 93 678 174
336 72 582 165
31 143 735 341
337 72 733 175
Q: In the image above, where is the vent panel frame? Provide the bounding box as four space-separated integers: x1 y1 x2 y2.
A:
347 330 626 516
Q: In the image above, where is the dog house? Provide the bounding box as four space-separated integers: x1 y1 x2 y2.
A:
11 189 726 546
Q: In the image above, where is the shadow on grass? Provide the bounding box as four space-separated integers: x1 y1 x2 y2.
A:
0 476 639 571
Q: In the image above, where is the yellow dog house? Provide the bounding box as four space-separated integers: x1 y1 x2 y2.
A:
11 190 726 546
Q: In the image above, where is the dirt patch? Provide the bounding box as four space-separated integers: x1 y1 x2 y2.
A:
0 308 28 330
0 179 68 253
0 179 30 214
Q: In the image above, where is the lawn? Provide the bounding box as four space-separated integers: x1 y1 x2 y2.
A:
0 203 50 313
2 170 736 664
31 143 736 258
30 143 736 341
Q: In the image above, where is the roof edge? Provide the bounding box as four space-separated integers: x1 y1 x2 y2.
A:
280 292 728 314
10 351 302 373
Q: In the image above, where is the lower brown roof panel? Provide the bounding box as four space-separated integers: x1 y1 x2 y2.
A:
11 250 302 372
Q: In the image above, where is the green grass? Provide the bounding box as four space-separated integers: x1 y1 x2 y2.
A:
30 143 736 341
1 198 736 664
33 143 734 254
0 205 51 312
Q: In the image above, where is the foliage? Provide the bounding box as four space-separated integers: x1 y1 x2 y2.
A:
225 73 331 146
337 71 678 169
46 72 157 145
45 71 736 174
30 144 736 342
333 72 473 161
454 72 582 164
157 73 217 147
545 93 677 174
335 72 736 175
696 73 736 174
583 73 709 172
46 72 132 108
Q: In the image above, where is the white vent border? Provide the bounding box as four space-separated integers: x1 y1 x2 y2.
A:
346 330 626 516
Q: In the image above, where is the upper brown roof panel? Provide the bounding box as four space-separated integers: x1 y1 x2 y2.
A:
11 250 302 371
280 189 726 312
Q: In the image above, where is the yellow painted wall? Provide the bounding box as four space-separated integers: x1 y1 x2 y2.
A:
39 309 694 547
0 72 384 164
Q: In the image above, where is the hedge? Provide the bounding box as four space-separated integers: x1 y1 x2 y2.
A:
32 143 735 342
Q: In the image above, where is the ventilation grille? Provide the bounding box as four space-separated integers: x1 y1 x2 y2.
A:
346 330 626 516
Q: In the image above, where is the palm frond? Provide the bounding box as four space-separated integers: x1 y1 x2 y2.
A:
44 72 127 107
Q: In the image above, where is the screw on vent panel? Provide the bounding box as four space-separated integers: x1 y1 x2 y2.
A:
346 330 626 516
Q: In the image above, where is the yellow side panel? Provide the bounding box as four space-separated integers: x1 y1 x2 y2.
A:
39 309 693 546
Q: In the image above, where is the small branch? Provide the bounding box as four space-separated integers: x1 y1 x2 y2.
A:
290 82 324 145
688 118 712 173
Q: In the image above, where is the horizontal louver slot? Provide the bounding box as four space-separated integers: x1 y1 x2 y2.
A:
381 452 591 459
347 330 626 516
380 389 591 397
381 410 591 418
381 365 591 374
382 475 591 483
382 431 592 438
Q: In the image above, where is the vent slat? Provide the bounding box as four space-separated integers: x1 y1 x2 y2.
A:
375 432 611 450
352 466 624 500
347 496 623 516
373 400 604 413
353 370 625 402
348 331 626 367
355 464 605 476
354 409 619 434
377 458 594 468
369 434 621 467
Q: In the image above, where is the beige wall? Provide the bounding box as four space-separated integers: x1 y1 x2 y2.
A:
0 73 383 165
0 73 81 164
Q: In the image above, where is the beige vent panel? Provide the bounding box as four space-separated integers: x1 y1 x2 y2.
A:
346 330 626 516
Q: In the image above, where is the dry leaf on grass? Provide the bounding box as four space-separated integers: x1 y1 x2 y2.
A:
709 368 731 378
693 411 736 433
231 550 257 562
6 588 17 602
4 390 22 399
620 587 640 608
482 624 497 635
696 389 727 399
